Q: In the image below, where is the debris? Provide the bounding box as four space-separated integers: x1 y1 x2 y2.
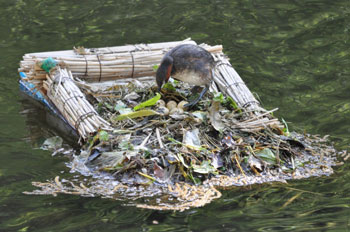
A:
40 136 63 151
209 100 225 131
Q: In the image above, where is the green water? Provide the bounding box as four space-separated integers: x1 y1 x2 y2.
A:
1 0 349 231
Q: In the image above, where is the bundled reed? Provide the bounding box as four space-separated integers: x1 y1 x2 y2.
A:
43 67 112 139
19 39 221 82
208 52 282 129
192 44 282 129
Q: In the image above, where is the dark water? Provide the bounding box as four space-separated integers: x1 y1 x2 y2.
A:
1 0 349 231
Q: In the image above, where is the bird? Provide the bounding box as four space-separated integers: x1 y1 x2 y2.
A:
156 44 215 108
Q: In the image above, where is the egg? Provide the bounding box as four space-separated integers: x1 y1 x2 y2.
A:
157 106 169 115
156 99 166 107
177 101 188 110
169 107 184 115
166 101 177 111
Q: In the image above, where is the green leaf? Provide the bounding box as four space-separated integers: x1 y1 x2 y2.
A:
98 130 109 141
104 102 114 111
114 101 127 111
97 102 103 113
118 108 133 115
255 148 277 165
213 92 224 102
192 111 207 121
138 171 156 182
133 93 161 110
226 97 241 112
168 137 182 145
192 160 217 174
188 172 201 185
115 109 159 120
162 82 176 91
114 101 132 114
281 118 290 136
118 140 132 150
152 64 159 71
168 137 206 151
176 153 189 169
113 129 133 134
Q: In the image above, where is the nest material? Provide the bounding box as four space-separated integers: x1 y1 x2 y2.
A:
75 79 336 186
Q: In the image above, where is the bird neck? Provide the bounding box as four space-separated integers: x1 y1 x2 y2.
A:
158 55 173 82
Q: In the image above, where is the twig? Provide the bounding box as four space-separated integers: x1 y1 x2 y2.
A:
156 128 164 149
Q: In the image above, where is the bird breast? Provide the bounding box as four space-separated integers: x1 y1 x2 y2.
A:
172 69 210 86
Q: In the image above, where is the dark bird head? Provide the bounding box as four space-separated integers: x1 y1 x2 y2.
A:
156 56 173 91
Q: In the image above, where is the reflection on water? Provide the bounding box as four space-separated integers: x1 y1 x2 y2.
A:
0 0 349 231
19 96 79 148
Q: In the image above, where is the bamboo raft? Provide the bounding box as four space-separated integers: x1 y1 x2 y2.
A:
19 38 281 140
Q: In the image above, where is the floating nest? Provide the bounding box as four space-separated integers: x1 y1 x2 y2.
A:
26 79 338 211
19 39 341 211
